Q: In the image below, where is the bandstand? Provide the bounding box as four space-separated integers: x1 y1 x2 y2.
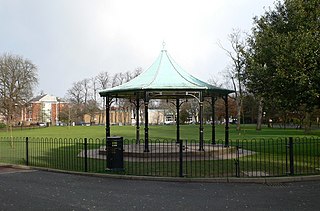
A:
99 47 234 152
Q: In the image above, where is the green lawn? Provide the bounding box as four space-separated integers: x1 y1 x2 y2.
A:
1 124 319 178
1 124 319 140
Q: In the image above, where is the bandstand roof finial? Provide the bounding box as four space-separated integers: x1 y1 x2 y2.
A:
162 41 166 51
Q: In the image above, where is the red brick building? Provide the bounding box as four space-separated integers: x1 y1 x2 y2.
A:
21 94 67 126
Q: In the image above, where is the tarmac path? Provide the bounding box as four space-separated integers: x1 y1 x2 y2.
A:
0 167 319 210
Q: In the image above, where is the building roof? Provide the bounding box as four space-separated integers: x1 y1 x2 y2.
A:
29 94 58 103
30 94 47 102
99 49 233 99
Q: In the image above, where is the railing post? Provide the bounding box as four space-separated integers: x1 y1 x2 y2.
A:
289 137 294 176
179 139 183 177
26 137 29 166
84 138 88 172
235 140 240 177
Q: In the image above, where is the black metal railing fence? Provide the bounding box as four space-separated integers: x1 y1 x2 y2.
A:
0 136 319 178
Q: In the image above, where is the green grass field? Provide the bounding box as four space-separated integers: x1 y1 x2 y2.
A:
0 124 319 178
1 124 319 140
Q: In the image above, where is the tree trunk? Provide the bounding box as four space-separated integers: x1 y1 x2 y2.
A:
236 98 241 132
256 97 263 131
304 112 311 133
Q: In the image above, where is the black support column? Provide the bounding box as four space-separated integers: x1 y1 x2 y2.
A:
144 92 149 152
199 92 204 151
136 93 140 144
211 96 217 145
105 95 111 138
176 98 180 144
224 95 229 147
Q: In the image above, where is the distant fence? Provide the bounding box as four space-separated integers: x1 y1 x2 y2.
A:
0 137 319 178
0 125 47 132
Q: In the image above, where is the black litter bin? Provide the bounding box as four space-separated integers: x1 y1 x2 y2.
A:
106 136 124 171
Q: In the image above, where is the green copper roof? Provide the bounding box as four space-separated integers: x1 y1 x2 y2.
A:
99 50 233 98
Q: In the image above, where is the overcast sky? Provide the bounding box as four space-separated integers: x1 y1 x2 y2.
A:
0 0 276 98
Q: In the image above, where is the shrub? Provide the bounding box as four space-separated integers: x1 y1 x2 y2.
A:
0 123 6 129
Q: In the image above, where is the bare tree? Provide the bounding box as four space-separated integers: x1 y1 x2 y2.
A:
0 53 38 127
66 81 84 104
96 71 110 90
219 29 246 131
123 67 142 82
111 73 120 87
132 67 143 78
113 71 129 124
91 77 98 102
110 68 143 125
207 76 223 88
111 68 142 88
82 78 91 105
124 71 132 82
86 99 100 124
65 68 142 125
67 79 92 104
66 79 92 124
96 71 111 124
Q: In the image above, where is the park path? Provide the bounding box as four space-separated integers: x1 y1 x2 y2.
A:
0 165 35 174
0 167 319 210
